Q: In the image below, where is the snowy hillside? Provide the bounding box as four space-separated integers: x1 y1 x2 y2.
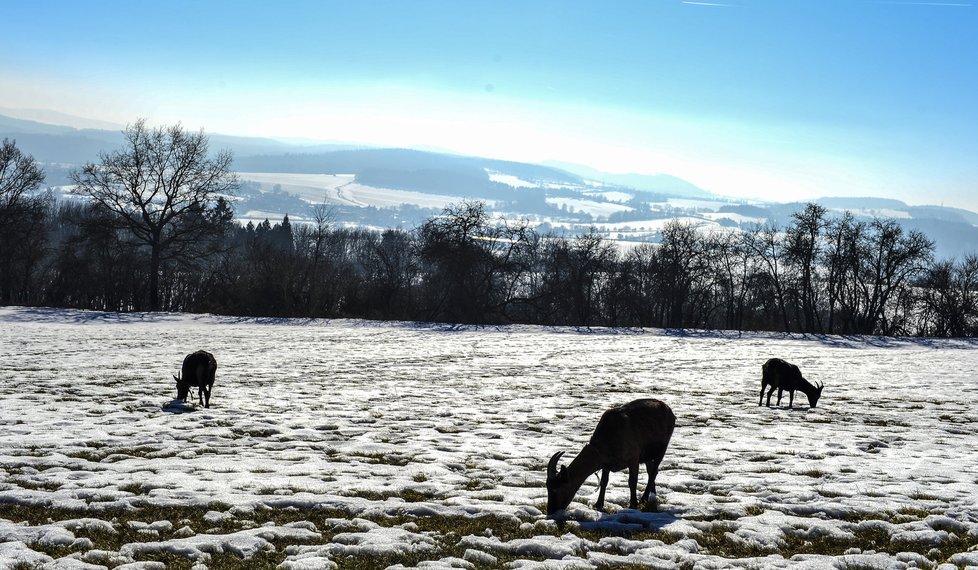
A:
8 104 978 256
1 307 977 568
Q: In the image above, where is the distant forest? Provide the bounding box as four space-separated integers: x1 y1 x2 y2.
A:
2 132 978 337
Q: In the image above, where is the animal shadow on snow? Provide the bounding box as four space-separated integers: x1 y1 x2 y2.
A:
767 405 813 412
161 399 198 414
577 509 682 535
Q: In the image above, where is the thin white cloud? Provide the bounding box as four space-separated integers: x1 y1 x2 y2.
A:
875 1 972 5
681 1 736 6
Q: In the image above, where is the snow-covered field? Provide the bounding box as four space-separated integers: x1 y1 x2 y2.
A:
545 198 633 220
2 307 977 569
237 173 483 210
236 173 357 204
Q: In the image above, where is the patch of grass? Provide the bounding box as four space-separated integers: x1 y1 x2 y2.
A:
710 510 741 521
64 449 104 462
692 521 892 560
477 492 506 502
890 533 973 564
8 562 42 570
799 468 827 479
401 489 441 503
330 542 551 570
15 542 76 563
744 504 765 516
3 497 975 569
897 506 931 518
909 488 941 501
342 488 442 503
11 478 62 492
110 445 166 460
230 426 282 438
118 482 150 495
463 477 498 491
17 445 49 457
331 551 445 570
0 501 342 556
593 563 660 570
137 549 292 569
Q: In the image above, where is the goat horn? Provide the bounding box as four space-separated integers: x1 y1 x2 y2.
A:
547 451 564 479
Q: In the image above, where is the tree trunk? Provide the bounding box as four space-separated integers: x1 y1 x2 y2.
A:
149 243 161 312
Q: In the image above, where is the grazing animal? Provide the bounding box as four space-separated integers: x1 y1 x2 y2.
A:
759 358 823 408
174 350 217 408
546 398 675 515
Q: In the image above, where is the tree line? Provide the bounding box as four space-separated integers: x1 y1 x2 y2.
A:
2 124 976 336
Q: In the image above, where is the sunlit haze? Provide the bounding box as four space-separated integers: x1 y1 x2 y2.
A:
3 1 977 209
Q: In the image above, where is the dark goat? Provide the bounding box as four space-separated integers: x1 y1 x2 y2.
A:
174 350 217 408
759 358 823 408
546 398 675 515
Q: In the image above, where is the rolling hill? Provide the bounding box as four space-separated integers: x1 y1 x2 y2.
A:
4 112 978 259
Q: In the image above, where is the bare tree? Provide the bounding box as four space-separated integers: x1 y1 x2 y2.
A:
657 220 709 328
855 219 933 334
785 203 828 333
294 203 334 315
702 230 755 331
567 229 617 326
71 120 237 311
417 200 535 323
368 228 417 319
0 139 45 219
822 212 864 334
536 228 617 326
918 255 978 337
0 139 48 305
616 244 660 327
743 223 792 332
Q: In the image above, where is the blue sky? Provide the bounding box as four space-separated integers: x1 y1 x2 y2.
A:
2 0 977 209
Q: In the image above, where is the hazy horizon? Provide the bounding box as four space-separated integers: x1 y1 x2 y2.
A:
3 1 977 210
